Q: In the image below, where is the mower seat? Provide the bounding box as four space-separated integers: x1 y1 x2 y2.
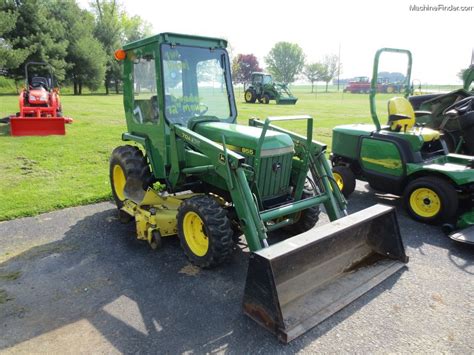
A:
387 97 440 142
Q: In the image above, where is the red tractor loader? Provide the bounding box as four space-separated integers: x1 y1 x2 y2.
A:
6 62 73 136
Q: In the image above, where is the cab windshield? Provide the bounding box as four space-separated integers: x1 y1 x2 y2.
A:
263 75 273 85
161 44 234 125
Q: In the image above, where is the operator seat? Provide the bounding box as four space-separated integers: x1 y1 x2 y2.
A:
387 97 440 142
30 77 50 90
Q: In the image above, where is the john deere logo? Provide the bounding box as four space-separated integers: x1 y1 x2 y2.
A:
219 153 226 164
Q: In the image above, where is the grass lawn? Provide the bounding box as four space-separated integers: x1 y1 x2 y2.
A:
0 86 399 220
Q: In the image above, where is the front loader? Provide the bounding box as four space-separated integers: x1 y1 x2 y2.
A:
110 33 407 343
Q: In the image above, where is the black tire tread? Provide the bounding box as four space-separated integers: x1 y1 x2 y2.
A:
332 165 356 197
404 176 458 224
177 196 234 268
109 145 152 209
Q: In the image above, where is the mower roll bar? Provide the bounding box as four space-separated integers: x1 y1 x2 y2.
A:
370 48 413 131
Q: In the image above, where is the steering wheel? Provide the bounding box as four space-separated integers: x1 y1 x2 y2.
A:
443 96 474 116
197 103 208 116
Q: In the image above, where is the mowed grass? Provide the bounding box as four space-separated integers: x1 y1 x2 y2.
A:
0 86 396 220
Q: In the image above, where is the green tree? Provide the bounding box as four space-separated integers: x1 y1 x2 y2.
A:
121 13 152 43
303 63 324 93
320 55 339 92
232 54 261 84
0 0 68 85
265 42 305 84
92 0 122 94
92 0 151 94
47 0 106 94
0 8 29 73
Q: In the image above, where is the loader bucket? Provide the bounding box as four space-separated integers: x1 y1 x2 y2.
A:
243 204 407 343
10 117 66 136
276 97 298 105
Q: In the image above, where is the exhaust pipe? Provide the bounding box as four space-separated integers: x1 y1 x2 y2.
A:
243 204 408 343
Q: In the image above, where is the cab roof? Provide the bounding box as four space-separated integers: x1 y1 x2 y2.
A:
123 32 228 51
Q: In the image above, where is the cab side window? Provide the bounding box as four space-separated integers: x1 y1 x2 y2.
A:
133 55 158 124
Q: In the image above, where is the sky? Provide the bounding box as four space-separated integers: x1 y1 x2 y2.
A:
78 0 474 84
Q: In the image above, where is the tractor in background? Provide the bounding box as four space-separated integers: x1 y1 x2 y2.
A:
244 72 297 104
109 33 407 343
2 62 73 136
331 48 474 244
344 76 404 94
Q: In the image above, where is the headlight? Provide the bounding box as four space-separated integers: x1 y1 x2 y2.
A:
29 94 35 101
40 93 48 101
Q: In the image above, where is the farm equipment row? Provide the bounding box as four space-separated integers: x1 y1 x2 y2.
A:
343 76 405 94
9 31 471 343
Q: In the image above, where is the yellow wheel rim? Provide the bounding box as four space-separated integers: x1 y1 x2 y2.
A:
245 92 252 101
409 187 441 218
113 165 126 201
333 172 344 190
183 211 208 257
387 86 394 93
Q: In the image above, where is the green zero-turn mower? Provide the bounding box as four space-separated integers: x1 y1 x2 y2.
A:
110 33 408 343
244 72 298 104
331 48 474 245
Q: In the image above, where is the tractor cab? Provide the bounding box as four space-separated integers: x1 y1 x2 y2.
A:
252 72 273 86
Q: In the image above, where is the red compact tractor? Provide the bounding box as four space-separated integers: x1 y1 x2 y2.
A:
7 62 73 136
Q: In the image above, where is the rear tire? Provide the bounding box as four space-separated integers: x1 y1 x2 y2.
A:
332 166 356 197
177 196 234 268
244 89 257 103
109 145 152 211
262 94 270 104
404 176 458 224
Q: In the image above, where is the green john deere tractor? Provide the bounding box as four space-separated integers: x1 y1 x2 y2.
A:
109 33 408 342
331 48 474 244
244 72 298 104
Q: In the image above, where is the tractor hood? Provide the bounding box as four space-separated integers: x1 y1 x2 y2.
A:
194 122 294 156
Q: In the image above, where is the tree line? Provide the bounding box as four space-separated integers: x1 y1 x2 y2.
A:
232 42 341 92
0 0 150 94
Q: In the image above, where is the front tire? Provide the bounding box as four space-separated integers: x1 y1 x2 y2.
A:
332 165 356 197
177 196 234 268
283 180 321 235
109 145 152 210
404 176 458 224
244 89 257 103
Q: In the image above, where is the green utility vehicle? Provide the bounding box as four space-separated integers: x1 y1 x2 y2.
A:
244 72 298 104
331 48 474 244
109 33 408 342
